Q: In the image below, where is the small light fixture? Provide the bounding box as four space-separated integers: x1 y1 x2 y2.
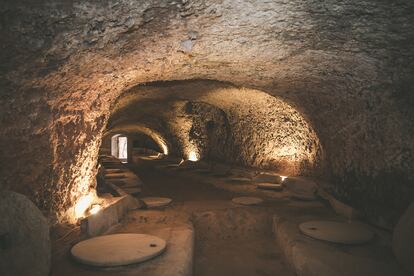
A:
74 192 94 219
89 204 102 215
280 175 288 181
188 151 199 161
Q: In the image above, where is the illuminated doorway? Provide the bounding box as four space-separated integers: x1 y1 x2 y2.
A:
111 134 128 163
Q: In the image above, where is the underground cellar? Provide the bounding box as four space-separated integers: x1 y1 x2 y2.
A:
0 0 413 275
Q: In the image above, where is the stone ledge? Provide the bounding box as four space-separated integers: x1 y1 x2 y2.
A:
80 195 141 237
272 214 408 276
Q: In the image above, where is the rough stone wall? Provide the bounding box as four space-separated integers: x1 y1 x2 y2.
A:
109 83 321 175
0 191 51 276
109 99 232 162
0 0 412 226
195 86 322 174
184 101 231 162
131 133 163 152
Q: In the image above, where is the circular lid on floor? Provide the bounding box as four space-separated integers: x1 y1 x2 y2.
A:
299 220 374 245
71 233 166 267
227 177 251 183
141 197 172 208
144 155 162 160
105 169 124 173
256 183 283 191
232 196 263 205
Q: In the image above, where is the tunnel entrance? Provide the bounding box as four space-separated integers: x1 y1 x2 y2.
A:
110 134 128 163
60 79 324 229
103 80 322 175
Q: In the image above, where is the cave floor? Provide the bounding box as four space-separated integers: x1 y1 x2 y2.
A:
51 156 401 276
52 157 300 275
131 160 296 276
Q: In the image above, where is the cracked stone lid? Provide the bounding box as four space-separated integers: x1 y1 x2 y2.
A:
232 196 263 205
141 197 172 208
256 183 283 191
71 233 166 267
299 220 374 245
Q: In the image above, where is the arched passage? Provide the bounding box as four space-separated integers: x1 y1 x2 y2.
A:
104 125 170 156
107 80 322 176
109 134 128 162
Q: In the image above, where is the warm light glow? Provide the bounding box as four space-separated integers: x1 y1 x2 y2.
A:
280 175 288 181
74 192 95 219
118 136 128 159
108 125 169 155
89 204 102 215
60 134 101 223
160 142 169 155
188 151 199 161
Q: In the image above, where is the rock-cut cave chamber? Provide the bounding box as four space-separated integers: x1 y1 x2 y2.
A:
0 1 413 276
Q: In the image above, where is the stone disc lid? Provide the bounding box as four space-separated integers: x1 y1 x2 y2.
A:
141 197 172 208
256 183 283 191
144 154 162 160
227 177 251 183
71 233 166 267
232 196 263 205
299 220 374 245
104 168 125 173
253 173 283 184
